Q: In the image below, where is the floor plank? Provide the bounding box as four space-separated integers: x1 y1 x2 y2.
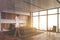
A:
25 32 60 40
1 32 60 40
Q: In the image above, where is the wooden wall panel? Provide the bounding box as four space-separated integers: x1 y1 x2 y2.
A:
19 15 28 20
1 12 16 19
1 23 9 30
18 15 29 27
1 12 31 30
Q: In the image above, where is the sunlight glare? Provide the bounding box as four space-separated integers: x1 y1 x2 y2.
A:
33 17 38 29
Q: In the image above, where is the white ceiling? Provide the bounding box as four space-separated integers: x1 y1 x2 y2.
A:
0 0 60 13
30 0 60 12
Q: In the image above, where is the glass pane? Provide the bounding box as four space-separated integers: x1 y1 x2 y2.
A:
40 11 47 15
33 12 38 16
40 16 46 30
59 8 60 13
33 17 38 29
48 9 57 14
48 15 57 30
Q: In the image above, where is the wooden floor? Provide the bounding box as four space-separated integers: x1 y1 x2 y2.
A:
24 32 60 40
0 32 60 40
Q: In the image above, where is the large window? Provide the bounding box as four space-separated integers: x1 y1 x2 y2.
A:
48 9 57 14
33 12 38 29
32 8 60 32
40 16 47 30
33 12 38 16
40 11 47 15
48 15 57 30
33 17 38 29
